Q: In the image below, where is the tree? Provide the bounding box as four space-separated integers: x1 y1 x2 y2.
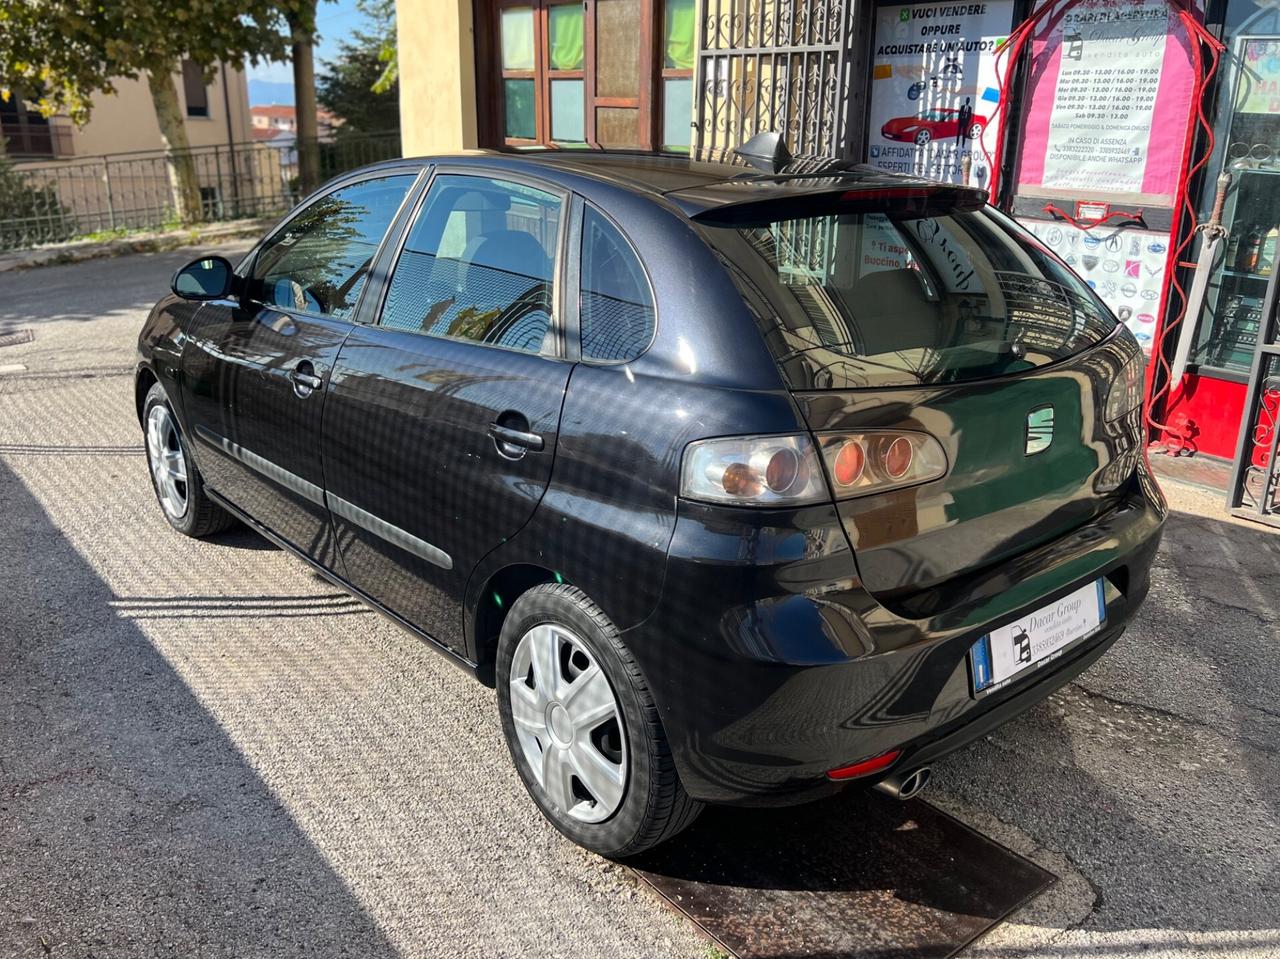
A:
1 2 291 223
285 0 323 195
317 30 400 137
359 0 398 95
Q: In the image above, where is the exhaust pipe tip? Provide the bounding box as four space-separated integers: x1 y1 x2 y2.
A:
873 766 932 800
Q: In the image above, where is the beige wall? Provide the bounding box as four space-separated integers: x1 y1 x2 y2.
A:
66 62 253 158
396 0 479 156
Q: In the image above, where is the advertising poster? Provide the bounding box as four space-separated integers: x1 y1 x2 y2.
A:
1021 219 1171 352
1236 38 1280 114
866 0 1016 187
1014 0 1196 203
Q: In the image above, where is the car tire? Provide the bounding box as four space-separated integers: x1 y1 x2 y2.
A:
969 122 985 139
143 381 236 538
496 583 702 858
914 129 932 146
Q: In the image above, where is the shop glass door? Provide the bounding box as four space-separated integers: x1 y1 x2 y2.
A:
1190 35 1280 373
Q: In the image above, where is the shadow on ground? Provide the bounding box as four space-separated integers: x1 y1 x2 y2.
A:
0 245 252 329
0 456 397 958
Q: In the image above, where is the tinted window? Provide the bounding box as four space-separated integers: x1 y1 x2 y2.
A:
703 200 1117 389
580 208 654 361
380 175 561 354
250 175 414 319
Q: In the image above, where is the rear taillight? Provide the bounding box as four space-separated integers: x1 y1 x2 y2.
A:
817 431 948 498
680 434 828 506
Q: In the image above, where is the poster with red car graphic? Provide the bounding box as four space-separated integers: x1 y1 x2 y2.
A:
866 0 1015 187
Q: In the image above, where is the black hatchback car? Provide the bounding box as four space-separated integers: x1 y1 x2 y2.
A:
137 150 1165 857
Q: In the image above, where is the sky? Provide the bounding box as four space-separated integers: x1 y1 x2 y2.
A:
246 0 374 105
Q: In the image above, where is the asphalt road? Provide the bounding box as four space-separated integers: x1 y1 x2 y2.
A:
1 246 1277 958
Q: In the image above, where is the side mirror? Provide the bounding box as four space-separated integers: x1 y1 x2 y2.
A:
172 256 234 300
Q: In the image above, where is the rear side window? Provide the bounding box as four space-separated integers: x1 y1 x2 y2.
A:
580 207 654 361
380 174 562 354
249 175 415 319
701 199 1117 389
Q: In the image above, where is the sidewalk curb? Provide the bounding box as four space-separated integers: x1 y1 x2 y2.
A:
0 219 275 273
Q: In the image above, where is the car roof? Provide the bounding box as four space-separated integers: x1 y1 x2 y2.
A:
363 148 987 218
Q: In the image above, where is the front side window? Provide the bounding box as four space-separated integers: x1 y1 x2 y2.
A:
380 174 562 354
702 195 1118 389
249 175 415 319
580 207 654 361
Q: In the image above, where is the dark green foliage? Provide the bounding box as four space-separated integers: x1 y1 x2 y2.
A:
0 153 73 250
316 29 400 137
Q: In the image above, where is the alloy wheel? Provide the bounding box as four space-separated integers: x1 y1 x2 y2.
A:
508 622 627 823
146 404 188 520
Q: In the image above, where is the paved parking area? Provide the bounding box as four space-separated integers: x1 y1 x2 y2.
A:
1 247 1278 958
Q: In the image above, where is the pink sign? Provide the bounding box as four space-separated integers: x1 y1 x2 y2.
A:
1014 0 1197 204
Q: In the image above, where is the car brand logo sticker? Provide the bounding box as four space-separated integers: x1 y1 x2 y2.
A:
1121 282 1138 297
1100 279 1118 294
1082 255 1100 270
1140 288 1159 300
1138 312 1156 324
1046 227 1064 247
1083 235 1102 249
1148 241 1167 254
1026 406 1054 456
1103 259 1121 273
1105 235 1123 253
1125 260 1141 277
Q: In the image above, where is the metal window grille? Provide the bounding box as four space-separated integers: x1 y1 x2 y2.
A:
694 0 862 161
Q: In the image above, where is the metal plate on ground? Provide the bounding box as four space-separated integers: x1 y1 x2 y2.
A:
0 329 35 348
631 792 1054 959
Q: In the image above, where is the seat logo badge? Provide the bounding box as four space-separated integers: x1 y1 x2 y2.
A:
1026 406 1054 455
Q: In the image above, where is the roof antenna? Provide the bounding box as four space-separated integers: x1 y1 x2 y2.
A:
734 131 792 174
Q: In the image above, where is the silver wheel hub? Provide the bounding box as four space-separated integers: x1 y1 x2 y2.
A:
146 404 188 520
509 623 627 824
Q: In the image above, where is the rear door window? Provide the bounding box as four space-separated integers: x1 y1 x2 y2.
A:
580 207 655 361
379 174 562 354
701 198 1118 389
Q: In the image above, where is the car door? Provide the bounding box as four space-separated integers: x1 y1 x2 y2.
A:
322 171 572 653
181 170 419 564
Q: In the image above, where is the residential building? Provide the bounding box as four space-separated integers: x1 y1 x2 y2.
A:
2 61 253 162
395 0 695 157
250 104 342 141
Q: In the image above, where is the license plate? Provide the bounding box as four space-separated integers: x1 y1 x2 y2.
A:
970 579 1106 694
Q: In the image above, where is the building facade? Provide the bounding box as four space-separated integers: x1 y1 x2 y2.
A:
2 62 253 162
399 0 1280 522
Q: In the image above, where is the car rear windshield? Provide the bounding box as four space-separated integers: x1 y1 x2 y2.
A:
699 194 1117 390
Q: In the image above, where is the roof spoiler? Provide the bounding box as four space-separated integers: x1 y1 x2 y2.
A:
691 182 989 225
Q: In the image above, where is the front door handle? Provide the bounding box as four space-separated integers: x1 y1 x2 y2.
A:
289 361 324 394
488 423 545 454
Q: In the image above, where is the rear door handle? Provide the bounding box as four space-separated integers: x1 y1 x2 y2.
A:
488 423 544 452
289 362 324 393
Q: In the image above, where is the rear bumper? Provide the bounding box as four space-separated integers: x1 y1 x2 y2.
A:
624 470 1165 806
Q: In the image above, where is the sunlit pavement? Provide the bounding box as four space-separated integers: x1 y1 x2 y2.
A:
2 248 1277 958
